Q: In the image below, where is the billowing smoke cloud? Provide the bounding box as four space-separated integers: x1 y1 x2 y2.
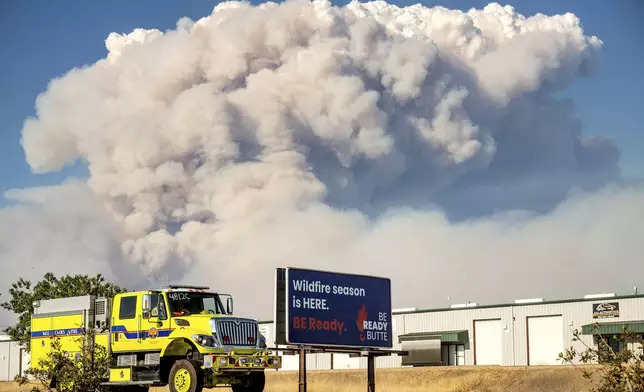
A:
2 0 640 322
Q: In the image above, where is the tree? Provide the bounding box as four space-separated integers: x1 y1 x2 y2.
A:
558 323 644 392
1 272 126 351
15 328 112 392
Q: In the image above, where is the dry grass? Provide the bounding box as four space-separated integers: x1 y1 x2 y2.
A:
0 365 598 392
258 366 597 392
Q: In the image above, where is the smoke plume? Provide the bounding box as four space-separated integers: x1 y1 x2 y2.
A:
2 0 641 322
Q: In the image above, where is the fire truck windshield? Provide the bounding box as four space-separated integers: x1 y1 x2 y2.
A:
166 292 231 316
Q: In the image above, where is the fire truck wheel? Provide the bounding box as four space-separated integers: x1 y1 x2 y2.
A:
168 359 204 392
231 371 265 392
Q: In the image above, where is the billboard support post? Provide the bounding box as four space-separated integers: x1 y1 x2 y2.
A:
299 346 307 392
367 352 375 392
273 267 408 392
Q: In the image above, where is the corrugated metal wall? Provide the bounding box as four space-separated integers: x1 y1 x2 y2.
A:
0 341 28 382
512 297 644 366
260 296 644 369
400 307 515 366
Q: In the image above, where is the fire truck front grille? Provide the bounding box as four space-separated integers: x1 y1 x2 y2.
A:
215 319 258 346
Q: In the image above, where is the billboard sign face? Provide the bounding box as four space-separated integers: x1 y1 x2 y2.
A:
278 267 392 349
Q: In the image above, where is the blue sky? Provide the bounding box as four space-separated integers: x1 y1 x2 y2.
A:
0 0 642 201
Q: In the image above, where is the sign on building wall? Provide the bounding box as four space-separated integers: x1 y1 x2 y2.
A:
274 267 392 349
592 301 620 319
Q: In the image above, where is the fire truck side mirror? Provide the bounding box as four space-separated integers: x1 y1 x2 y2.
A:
142 294 152 318
226 297 234 315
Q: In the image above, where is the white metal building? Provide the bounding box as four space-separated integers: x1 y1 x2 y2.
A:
0 334 29 382
259 292 644 370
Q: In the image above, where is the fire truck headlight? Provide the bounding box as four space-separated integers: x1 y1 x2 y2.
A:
192 334 219 348
209 318 217 334
258 334 267 349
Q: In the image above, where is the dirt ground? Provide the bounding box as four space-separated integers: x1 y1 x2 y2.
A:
0 365 597 392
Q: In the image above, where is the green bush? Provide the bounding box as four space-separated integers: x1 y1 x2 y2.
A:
559 323 644 392
15 328 111 392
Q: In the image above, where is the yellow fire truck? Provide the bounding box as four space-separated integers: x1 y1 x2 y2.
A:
30 284 281 392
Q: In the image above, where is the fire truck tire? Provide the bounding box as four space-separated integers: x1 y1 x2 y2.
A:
168 359 204 392
231 371 265 392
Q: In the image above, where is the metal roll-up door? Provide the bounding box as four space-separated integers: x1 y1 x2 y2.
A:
474 319 502 365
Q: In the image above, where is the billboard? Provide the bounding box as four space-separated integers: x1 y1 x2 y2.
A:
274 267 392 349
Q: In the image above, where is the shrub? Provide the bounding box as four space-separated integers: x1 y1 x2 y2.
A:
15 328 111 392
558 322 644 392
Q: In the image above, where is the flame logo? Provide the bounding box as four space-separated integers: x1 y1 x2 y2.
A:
357 304 368 341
